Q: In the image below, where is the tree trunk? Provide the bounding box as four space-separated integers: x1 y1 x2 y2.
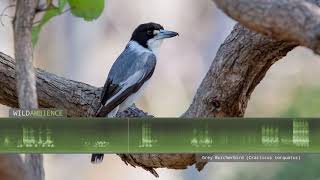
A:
13 0 44 180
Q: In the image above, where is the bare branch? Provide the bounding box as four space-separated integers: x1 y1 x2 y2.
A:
212 0 320 53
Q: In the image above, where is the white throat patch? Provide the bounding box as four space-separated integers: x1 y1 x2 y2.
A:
147 38 163 56
128 41 151 54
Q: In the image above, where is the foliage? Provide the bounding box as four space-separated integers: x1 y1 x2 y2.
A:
68 0 104 21
282 87 320 117
32 0 105 46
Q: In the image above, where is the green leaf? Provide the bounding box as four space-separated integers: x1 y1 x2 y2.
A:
32 25 41 47
32 0 67 47
58 0 68 11
68 0 104 21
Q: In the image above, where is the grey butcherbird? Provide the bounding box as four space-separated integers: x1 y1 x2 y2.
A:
91 22 179 164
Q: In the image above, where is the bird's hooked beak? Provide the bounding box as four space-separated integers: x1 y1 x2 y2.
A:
155 29 179 40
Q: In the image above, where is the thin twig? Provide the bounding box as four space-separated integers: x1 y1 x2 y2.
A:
0 4 15 26
32 8 70 25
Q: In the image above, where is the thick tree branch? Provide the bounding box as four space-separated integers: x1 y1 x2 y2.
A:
0 51 146 118
212 0 320 54
0 23 296 176
184 24 296 118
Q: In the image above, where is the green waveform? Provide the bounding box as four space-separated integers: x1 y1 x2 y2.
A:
0 118 318 153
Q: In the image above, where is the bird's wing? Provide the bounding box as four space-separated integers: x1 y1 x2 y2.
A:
99 78 120 106
96 51 156 117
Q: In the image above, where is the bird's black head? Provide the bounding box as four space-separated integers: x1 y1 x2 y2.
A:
130 22 179 50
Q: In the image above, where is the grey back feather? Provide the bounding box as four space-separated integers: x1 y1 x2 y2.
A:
108 43 155 84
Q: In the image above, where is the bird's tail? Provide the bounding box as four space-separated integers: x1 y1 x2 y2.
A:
95 104 119 117
91 154 104 164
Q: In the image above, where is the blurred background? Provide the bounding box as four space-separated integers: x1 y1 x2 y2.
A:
1 0 320 179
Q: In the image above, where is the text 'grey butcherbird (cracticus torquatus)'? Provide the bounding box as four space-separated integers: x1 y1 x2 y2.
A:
91 23 179 164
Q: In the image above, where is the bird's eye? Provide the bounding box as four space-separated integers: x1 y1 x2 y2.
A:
147 30 153 35
153 30 160 35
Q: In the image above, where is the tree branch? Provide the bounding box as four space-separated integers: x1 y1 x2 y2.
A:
212 0 320 54
184 24 296 118
0 51 147 118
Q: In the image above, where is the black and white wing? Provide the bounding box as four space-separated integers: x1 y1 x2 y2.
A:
96 46 156 117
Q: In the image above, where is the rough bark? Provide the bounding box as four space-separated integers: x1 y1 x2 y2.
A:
184 24 297 118
0 23 296 176
24 154 44 180
13 0 38 109
13 0 43 180
212 0 320 54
